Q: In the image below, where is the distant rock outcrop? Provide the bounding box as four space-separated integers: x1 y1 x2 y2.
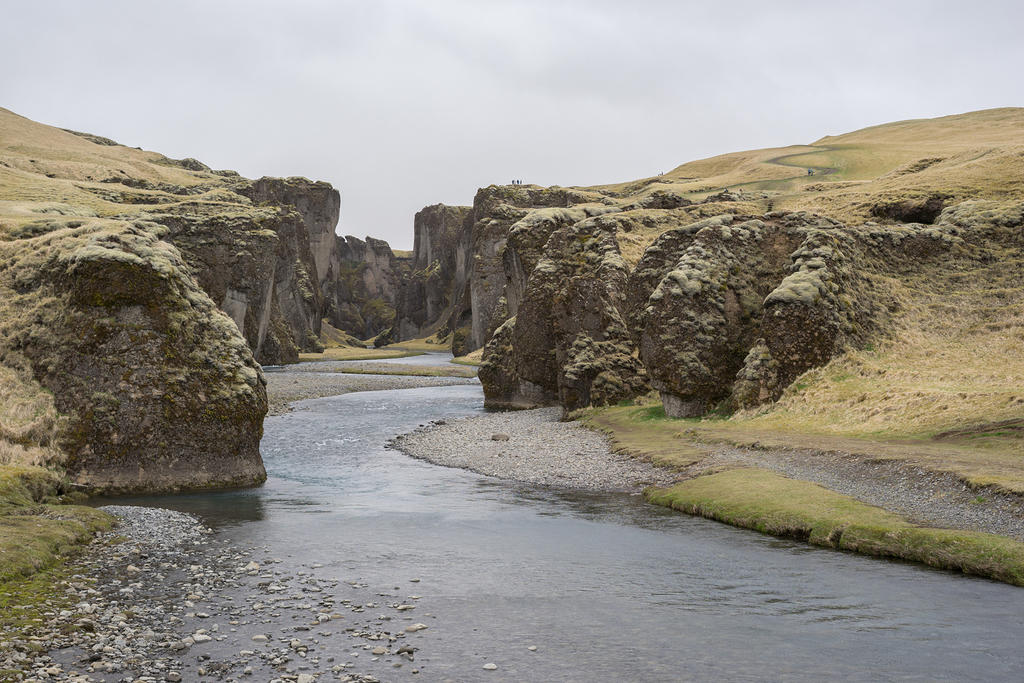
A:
326 235 409 339
393 204 473 348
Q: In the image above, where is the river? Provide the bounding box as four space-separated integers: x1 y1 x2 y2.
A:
110 382 1024 681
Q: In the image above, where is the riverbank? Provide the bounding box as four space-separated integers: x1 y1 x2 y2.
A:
391 408 675 492
393 400 1024 586
2 504 425 681
264 371 477 415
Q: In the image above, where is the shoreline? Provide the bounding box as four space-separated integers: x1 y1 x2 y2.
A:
2 504 424 681
391 407 676 493
393 402 1024 586
264 370 477 415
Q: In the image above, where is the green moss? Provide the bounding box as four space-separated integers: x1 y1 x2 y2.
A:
646 468 1024 586
0 465 115 584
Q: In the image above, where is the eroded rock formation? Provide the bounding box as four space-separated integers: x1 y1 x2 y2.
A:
394 204 472 346
479 217 648 410
471 192 1002 417
0 108 359 492
326 235 409 339
0 220 267 493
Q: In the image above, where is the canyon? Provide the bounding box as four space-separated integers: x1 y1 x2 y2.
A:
2 107 1023 494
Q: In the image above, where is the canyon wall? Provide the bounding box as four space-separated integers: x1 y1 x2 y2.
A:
0 108 361 492
393 204 472 349
326 235 409 339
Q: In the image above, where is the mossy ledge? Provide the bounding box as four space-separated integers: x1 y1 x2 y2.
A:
0 465 115 585
646 468 1024 586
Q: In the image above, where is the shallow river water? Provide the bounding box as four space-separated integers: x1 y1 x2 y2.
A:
113 384 1024 681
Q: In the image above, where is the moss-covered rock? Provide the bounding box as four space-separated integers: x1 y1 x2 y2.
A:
479 217 649 411
0 220 266 493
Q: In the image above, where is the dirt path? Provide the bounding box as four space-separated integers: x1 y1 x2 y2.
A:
725 145 841 193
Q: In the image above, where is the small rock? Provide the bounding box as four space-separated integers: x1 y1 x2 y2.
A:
527 645 538 651
251 634 269 642
404 623 428 633
490 433 510 441
371 646 387 655
483 662 498 670
166 673 182 682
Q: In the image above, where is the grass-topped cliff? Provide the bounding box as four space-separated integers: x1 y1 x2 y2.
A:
470 108 1023 444
0 108 287 496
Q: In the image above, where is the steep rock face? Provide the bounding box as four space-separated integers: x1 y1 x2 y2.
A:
637 211 971 417
447 209 475 356
0 220 267 493
155 199 326 365
639 214 819 416
0 109 360 492
623 214 733 335
479 218 648 411
326 235 408 339
241 177 341 290
476 203 981 418
237 177 343 362
395 204 472 342
468 185 609 350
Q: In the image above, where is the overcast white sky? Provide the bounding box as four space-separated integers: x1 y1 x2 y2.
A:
3 0 1023 248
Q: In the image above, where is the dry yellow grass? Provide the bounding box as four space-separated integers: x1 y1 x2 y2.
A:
587 107 1024 226
729 228 1024 453
452 348 484 366
298 347 419 362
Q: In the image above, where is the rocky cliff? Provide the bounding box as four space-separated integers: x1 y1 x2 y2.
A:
326 235 409 339
0 107 353 492
393 204 473 349
153 176 337 365
469 109 1024 424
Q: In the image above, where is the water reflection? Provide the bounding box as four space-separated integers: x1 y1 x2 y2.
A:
91 488 268 527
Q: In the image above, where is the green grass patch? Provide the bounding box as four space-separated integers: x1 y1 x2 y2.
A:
579 404 704 469
646 468 1024 586
0 464 115 585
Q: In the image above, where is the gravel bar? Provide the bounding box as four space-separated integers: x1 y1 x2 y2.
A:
391 407 677 492
265 371 478 415
6 505 430 682
394 407 1024 541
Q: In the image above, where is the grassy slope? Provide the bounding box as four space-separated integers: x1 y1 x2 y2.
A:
592 108 1024 219
576 108 1024 446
